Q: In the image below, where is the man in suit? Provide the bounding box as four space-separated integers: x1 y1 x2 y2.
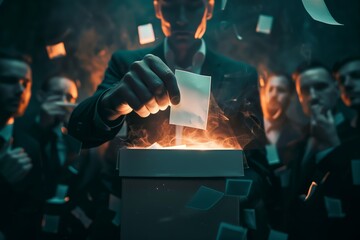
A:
0 48 44 239
283 61 357 240
69 0 272 239
261 72 303 162
333 56 360 134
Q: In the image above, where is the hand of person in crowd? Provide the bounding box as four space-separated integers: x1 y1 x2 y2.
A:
0 139 32 184
40 95 76 128
99 54 180 120
310 104 340 149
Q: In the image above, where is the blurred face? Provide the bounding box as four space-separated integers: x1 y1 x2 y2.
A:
45 77 78 122
296 68 338 116
154 0 214 47
336 60 360 110
262 75 292 121
0 59 32 118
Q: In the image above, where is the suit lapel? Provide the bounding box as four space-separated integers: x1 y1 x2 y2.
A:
201 49 224 97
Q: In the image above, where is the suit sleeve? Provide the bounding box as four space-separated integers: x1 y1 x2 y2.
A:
68 52 128 149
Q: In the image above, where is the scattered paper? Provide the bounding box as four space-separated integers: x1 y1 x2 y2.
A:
268 229 288 240
221 0 227 11
46 42 66 59
42 215 60 233
324 196 346 218
302 0 343 25
266 145 280 165
47 184 68 204
351 160 360 185
186 186 224 210
112 212 121 226
233 24 243 40
138 23 155 45
225 179 252 197
71 206 93 229
109 194 121 213
170 70 211 130
256 15 273 34
216 222 247 240
243 209 257 230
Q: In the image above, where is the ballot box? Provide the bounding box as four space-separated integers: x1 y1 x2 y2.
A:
118 148 244 240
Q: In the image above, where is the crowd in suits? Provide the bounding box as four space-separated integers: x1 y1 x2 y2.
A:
0 0 360 238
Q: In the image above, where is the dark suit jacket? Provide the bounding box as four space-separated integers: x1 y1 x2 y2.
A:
282 122 360 240
0 121 44 240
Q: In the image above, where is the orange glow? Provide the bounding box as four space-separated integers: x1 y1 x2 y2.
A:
127 94 241 149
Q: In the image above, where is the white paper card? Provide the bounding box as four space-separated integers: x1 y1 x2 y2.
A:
46 184 69 204
109 194 121 213
170 70 211 130
302 0 343 25
46 42 66 59
243 208 257 230
71 206 93 229
256 15 273 34
324 196 346 218
266 144 280 165
138 23 155 45
221 0 227 10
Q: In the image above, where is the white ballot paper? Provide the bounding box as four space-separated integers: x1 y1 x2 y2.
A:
138 23 155 45
170 70 211 130
302 0 343 26
256 15 274 34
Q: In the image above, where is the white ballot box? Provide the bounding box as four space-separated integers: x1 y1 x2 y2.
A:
118 148 244 240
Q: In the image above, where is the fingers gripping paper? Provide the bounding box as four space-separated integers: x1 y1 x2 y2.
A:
170 70 211 130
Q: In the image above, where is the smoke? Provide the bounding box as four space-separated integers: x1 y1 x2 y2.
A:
125 94 241 149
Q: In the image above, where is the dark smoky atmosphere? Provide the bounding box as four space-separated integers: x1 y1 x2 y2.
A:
0 0 359 239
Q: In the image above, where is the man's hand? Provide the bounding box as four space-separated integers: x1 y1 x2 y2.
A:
99 54 180 120
40 95 76 128
0 140 32 184
310 104 340 149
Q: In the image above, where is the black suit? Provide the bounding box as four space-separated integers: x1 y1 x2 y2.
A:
0 121 44 240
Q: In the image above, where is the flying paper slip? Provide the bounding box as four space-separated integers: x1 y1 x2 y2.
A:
302 0 343 25
170 70 211 130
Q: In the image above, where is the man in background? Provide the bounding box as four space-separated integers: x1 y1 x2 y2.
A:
0 48 43 240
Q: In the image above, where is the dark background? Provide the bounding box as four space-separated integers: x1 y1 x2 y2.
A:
0 0 359 101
